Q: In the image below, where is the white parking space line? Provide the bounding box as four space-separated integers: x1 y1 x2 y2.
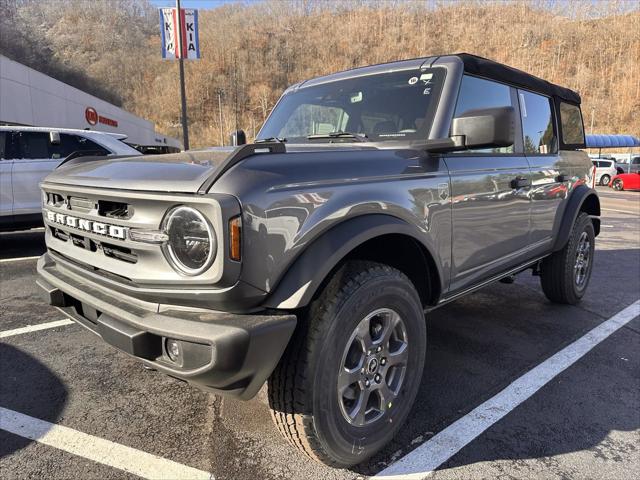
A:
0 319 74 339
0 407 213 480
601 207 638 215
375 300 640 479
0 255 41 264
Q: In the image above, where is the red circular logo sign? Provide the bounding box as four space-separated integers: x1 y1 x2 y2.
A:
85 107 98 125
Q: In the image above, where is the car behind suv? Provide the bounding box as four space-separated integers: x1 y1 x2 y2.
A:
0 126 140 231
37 54 599 467
591 158 617 185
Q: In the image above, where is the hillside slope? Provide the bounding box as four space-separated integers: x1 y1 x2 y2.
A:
1 0 638 147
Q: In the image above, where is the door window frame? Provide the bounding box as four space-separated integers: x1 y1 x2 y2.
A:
448 74 524 156
517 88 558 157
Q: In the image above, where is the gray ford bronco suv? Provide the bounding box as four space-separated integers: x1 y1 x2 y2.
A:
37 54 599 467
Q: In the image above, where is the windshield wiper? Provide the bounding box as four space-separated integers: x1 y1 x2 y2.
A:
306 131 368 142
255 137 287 143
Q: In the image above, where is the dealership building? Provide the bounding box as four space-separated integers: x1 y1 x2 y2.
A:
0 55 181 152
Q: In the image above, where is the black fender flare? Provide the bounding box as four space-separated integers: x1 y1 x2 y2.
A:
263 214 442 309
552 185 600 252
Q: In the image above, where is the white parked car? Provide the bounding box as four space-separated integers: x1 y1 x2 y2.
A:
591 158 618 186
0 126 141 231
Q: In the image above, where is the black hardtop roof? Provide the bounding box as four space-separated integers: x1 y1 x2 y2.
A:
298 53 580 105
455 53 580 104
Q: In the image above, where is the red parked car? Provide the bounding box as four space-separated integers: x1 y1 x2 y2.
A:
610 172 640 191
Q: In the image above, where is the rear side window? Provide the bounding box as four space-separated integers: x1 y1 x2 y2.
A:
50 134 110 158
559 102 585 145
453 75 515 154
518 90 557 154
0 132 5 159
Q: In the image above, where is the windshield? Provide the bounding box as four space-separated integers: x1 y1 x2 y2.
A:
258 68 445 144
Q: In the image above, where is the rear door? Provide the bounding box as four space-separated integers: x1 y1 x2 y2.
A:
445 75 532 292
518 89 564 252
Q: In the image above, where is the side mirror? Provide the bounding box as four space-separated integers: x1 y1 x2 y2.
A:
230 129 247 146
49 131 61 145
451 106 515 150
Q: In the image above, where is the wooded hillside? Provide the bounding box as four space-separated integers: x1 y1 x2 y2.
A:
1 0 638 147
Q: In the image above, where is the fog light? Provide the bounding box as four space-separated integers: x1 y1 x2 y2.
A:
166 338 181 362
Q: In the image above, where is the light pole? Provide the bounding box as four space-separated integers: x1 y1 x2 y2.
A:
176 0 189 150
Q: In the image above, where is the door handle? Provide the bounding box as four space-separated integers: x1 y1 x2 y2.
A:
510 176 531 189
556 173 570 182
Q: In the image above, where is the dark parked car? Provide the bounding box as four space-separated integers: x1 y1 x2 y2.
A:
37 54 599 467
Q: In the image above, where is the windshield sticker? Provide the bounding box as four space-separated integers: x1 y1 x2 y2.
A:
423 87 432 95
350 91 363 103
408 76 418 85
420 73 433 83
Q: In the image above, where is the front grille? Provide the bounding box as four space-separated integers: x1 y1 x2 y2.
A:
41 182 225 287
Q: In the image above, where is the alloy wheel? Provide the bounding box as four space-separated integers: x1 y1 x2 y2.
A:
337 308 408 427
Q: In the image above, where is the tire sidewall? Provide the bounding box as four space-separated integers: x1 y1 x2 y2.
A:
600 174 610 186
310 270 426 465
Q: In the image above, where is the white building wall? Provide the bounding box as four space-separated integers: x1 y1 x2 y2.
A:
0 55 181 149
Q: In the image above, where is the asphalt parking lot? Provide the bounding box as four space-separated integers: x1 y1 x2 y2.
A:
1 186 638 480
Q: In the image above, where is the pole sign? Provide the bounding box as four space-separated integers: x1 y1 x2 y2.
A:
159 8 200 60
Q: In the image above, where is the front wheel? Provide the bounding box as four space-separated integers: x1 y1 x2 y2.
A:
268 261 426 467
540 212 595 304
600 174 611 186
612 178 624 190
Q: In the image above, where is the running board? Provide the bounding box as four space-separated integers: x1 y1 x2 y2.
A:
426 256 545 313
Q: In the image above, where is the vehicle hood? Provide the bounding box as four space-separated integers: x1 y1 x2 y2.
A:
42 144 379 193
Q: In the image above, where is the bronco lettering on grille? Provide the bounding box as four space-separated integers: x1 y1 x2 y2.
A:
44 209 127 240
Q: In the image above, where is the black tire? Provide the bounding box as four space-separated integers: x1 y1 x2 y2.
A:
268 261 426 467
600 174 610 186
540 212 595 304
612 178 624 191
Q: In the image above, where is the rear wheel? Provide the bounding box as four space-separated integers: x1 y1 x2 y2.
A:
268 261 426 467
600 174 611 186
540 212 595 304
612 178 624 190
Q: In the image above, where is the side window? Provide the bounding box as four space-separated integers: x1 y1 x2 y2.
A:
0 132 5 160
519 90 557 154
453 75 514 154
559 102 585 145
17 132 50 159
279 104 349 138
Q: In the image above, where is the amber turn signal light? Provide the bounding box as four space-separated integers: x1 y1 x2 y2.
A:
229 216 242 261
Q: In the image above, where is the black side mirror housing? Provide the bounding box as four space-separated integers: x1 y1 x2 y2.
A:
230 129 247 146
451 106 515 150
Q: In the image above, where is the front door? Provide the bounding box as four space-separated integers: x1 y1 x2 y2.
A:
12 131 62 217
0 131 17 225
445 75 532 293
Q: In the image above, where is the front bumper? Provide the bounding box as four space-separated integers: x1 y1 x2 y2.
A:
37 252 296 400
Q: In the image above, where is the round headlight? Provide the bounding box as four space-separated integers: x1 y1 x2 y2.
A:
162 206 216 276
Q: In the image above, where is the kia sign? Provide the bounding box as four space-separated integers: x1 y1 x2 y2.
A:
159 7 200 60
85 107 98 125
85 107 118 128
